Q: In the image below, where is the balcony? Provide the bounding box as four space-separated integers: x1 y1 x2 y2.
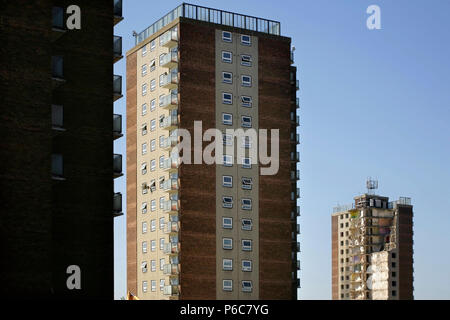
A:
163 264 180 276
113 193 123 217
51 7 66 41
164 221 180 235
160 71 179 90
163 242 180 255
160 49 178 69
161 136 178 150
160 28 178 48
162 179 179 194
162 158 179 173
163 200 179 214
161 115 178 130
113 75 123 101
163 285 180 296
113 114 123 140
114 0 123 26
114 36 123 63
113 154 123 178
159 92 178 109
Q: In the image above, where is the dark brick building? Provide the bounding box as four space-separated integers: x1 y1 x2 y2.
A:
0 0 124 298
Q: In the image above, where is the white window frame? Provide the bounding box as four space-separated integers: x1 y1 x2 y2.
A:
142 103 148 116
159 217 165 230
151 220 156 232
142 143 147 155
150 159 156 172
160 238 165 250
241 96 252 108
141 261 148 273
223 175 233 188
242 157 252 169
150 139 156 152
142 64 147 76
242 239 252 252
142 241 148 253
151 280 156 292
222 51 232 63
141 123 148 136
150 40 156 51
150 99 156 111
223 280 233 292
151 199 156 212
241 35 251 46
222 71 233 84
151 260 156 272
223 133 233 146
242 177 253 190
242 198 252 210
160 258 165 271
241 115 252 128
142 222 148 234
242 219 253 231
142 281 148 293
223 155 233 167
151 240 156 252
142 83 147 96
142 45 147 57
241 75 252 87
241 54 252 67
222 92 233 105
223 259 233 271
150 79 156 91
222 113 233 126
223 238 233 250
242 280 253 292
142 202 148 214
160 196 165 209
141 162 147 175
222 196 233 208
223 217 233 229
242 260 252 272
222 31 232 43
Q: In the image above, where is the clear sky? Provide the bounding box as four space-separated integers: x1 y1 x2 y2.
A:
113 0 450 300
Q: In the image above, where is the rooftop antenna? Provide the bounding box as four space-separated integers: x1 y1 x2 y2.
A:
366 178 378 195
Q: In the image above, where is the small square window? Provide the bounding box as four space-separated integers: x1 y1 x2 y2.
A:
392 281 397 287
242 158 252 169
222 93 233 105
141 123 148 136
222 196 233 208
223 259 233 271
241 54 252 67
242 198 252 210
242 177 253 190
242 260 252 272
241 116 252 128
223 280 233 292
222 72 233 84
392 290 397 297
222 113 233 126
223 238 233 250
222 31 232 43
141 261 148 273
223 175 233 188
241 96 252 108
242 239 252 251
223 217 233 229
242 280 252 292
223 155 233 167
242 219 252 231
241 35 251 46
222 51 232 63
242 75 252 87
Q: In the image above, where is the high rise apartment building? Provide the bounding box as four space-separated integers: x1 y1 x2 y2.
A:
126 4 300 300
0 0 124 298
331 183 414 300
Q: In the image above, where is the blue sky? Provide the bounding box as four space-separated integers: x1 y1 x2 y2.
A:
113 0 450 299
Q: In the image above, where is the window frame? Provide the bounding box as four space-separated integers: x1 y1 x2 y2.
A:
223 217 233 229
242 239 252 252
222 175 233 188
222 92 233 105
222 71 233 84
222 238 233 250
222 113 233 126
241 75 252 87
241 54 252 67
241 35 251 46
222 31 232 43
221 51 232 63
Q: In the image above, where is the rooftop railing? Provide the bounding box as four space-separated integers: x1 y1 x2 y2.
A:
135 3 281 46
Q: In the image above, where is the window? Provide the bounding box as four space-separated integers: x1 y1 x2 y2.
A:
222 31 232 42
159 53 165 66
223 238 233 250
142 241 148 253
159 217 165 230
159 156 164 168
392 252 397 259
52 7 64 29
222 93 233 105
160 258 165 271
242 115 252 128
160 197 165 209
151 260 156 272
141 261 148 273
142 202 148 214
223 134 233 146
222 113 233 126
222 51 232 63
151 200 156 212
142 83 147 96
52 56 63 79
151 220 156 232
223 175 233 188
150 159 156 172
159 136 165 148
141 123 148 136
223 280 233 292
150 40 156 51
52 105 63 129
142 143 147 155
142 64 147 76
150 79 156 91
142 222 148 234
223 217 233 229
242 260 252 272
151 240 156 252
242 177 253 190
392 272 397 277
242 136 252 149
159 177 165 189
222 72 233 84
223 155 233 167
392 262 396 268
150 59 156 72
142 45 147 56
242 198 252 210
142 103 148 116
160 238 165 250
392 281 397 287
150 99 156 111
151 280 156 292
149 139 155 152
392 290 397 297
241 75 252 87
223 259 233 271
241 35 251 46
242 281 252 292
160 279 165 291
223 196 233 208
51 154 64 178
242 219 253 231
241 96 252 108
242 157 252 169
142 281 148 293
242 239 252 251
241 54 252 67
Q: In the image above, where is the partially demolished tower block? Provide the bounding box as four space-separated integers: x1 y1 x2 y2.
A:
332 193 414 300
